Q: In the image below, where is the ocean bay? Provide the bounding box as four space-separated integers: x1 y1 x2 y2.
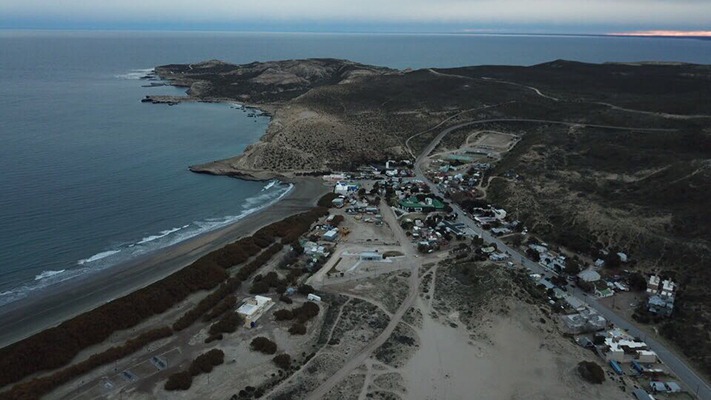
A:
1 30 710 307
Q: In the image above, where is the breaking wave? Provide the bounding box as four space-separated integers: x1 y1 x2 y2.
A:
0 181 293 308
34 269 66 281
115 68 155 80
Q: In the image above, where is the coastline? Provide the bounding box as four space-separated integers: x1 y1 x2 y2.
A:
0 177 328 349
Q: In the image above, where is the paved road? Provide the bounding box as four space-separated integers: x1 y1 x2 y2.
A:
413 119 711 400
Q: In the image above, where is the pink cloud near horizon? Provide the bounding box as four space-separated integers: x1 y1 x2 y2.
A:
612 30 711 37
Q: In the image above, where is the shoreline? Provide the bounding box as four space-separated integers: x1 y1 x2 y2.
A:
0 176 328 349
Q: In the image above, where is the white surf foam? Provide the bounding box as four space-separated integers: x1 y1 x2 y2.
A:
262 180 278 191
115 68 155 80
34 269 66 281
136 226 186 245
78 250 121 265
0 268 87 307
0 183 294 308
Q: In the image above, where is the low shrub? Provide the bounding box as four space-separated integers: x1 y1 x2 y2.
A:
1 327 172 400
250 337 277 355
289 323 307 335
273 309 294 321
298 284 315 295
189 349 225 376
577 361 605 384
273 354 292 370
293 301 320 323
208 312 241 335
165 371 193 391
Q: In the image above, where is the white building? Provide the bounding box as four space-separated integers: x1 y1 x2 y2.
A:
647 275 660 294
660 279 675 298
578 268 601 282
334 181 360 196
237 295 274 328
323 229 339 242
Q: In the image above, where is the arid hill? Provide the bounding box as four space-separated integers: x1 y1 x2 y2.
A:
149 58 711 378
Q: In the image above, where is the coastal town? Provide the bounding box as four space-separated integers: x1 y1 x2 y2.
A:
5 122 701 400
1 56 709 400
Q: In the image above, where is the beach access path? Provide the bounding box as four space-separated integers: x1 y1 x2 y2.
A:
0 177 329 349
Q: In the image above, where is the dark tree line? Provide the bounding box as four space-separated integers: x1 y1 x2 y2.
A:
0 198 331 392
2 327 172 400
164 349 225 391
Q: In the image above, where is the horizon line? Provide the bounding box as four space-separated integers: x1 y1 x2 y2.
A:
2 27 711 39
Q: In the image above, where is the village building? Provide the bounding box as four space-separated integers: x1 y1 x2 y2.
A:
236 295 274 328
493 208 507 220
578 268 601 282
646 275 676 317
648 295 674 317
650 381 681 393
323 229 339 242
561 307 607 333
647 275 661 294
306 293 322 302
439 220 468 237
489 252 509 262
331 197 345 208
599 328 658 363
334 181 360 196
303 241 329 257
323 173 347 182
398 196 446 213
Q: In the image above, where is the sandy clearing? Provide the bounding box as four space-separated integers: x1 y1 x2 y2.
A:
400 299 630 400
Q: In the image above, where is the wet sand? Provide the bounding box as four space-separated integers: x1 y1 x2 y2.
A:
0 177 329 349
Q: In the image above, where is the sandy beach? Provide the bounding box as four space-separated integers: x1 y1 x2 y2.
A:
0 177 328 349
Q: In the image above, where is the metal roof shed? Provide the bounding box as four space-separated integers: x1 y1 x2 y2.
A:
632 389 652 400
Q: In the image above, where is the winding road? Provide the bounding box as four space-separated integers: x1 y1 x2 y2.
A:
301 115 709 399
410 118 711 400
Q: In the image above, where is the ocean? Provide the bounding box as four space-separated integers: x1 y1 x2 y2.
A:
0 31 710 308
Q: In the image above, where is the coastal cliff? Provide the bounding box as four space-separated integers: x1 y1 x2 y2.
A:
149 59 711 180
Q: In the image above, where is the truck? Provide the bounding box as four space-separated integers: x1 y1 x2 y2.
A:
609 360 624 375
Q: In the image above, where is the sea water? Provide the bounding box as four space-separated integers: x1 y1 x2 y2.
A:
1 30 709 307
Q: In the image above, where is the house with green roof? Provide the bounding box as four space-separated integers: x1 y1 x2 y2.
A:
399 196 445 213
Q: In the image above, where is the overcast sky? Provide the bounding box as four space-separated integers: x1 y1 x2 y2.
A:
2 0 710 33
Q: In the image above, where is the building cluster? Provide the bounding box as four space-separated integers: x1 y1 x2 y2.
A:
598 328 658 364
322 160 415 182
527 242 570 274
470 206 508 226
577 325 684 400
406 217 451 253
561 306 608 334
428 158 488 197
480 245 510 263
646 275 676 318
